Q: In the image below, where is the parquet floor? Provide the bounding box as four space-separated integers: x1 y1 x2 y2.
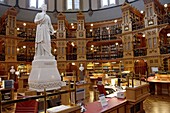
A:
143 95 170 113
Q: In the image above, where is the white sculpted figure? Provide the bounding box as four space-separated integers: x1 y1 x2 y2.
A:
34 4 54 56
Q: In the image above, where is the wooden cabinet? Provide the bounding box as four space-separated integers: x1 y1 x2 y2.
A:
17 75 29 93
126 84 150 113
76 83 90 99
0 88 14 101
61 83 90 105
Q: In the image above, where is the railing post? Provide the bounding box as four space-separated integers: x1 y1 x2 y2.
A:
74 75 77 105
132 73 134 87
139 72 142 85
146 71 148 82
68 80 71 105
127 75 129 87
44 88 47 113
0 92 2 113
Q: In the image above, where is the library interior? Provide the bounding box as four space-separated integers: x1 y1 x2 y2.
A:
0 0 170 113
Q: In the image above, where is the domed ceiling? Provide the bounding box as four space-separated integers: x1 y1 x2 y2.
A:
0 0 169 23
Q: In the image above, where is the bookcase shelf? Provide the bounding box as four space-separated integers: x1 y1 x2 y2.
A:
86 43 123 60
86 61 122 77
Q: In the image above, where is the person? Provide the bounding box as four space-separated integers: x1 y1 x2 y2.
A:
34 4 54 57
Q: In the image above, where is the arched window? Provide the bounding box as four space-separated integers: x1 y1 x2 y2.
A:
29 0 36 8
110 0 116 5
101 0 116 7
66 0 80 10
0 0 4 3
29 0 46 9
67 0 72 10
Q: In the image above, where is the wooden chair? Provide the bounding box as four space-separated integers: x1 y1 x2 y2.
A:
97 84 107 96
96 77 107 96
96 77 115 96
15 98 38 113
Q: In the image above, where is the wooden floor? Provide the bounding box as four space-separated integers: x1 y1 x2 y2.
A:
2 93 170 113
143 95 170 113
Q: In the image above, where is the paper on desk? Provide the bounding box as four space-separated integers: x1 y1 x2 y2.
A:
106 92 117 98
47 105 70 113
99 94 108 107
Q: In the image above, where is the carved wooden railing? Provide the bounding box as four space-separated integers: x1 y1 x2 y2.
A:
0 87 76 113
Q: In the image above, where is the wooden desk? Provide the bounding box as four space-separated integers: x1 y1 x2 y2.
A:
89 77 98 90
93 85 117 101
69 83 90 103
148 77 170 96
88 83 150 113
90 77 98 84
76 83 90 99
85 97 127 113
126 84 150 113
0 88 15 112
17 75 29 93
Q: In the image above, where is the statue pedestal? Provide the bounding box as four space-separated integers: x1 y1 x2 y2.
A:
28 56 62 92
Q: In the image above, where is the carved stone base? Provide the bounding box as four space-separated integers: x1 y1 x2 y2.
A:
28 56 62 92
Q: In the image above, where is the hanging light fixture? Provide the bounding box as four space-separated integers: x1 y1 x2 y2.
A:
167 33 170 37
114 20 117 23
164 4 168 8
23 23 26 26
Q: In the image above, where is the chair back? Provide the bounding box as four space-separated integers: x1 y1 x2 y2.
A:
15 97 38 113
97 77 107 95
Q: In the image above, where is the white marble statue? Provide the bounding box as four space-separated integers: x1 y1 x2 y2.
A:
10 66 15 74
34 4 54 57
29 4 63 92
79 64 84 71
79 64 84 80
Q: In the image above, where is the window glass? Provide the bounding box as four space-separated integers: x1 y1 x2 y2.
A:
67 0 72 10
38 0 45 8
102 0 108 6
67 0 80 10
110 0 116 5
30 0 36 8
74 0 80 10
29 0 45 8
101 0 117 7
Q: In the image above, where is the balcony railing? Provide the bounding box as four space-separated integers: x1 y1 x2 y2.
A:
0 54 5 61
92 35 120 42
66 54 77 60
158 14 170 25
86 52 123 60
132 21 145 31
134 48 147 57
160 45 170 54
17 55 34 62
